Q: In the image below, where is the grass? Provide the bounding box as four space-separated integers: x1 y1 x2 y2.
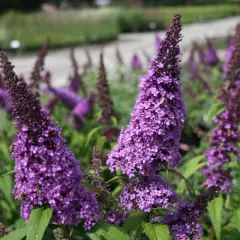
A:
0 4 239 51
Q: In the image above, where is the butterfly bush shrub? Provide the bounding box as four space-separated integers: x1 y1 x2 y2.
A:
0 13 239 240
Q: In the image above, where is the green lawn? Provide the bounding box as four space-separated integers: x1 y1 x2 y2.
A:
0 4 239 51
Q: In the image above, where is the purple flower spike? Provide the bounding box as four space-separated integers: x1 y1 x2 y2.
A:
120 174 178 212
194 43 205 65
71 94 94 129
0 88 12 114
69 45 84 93
203 86 240 192
203 167 232 193
223 43 234 78
0 52 99 229
130 54 142 70
188 43 199 76
29 39 50 94
107 14 186 177
203 24 240 193
160 190 217 240
223 23 240 87
48 86 83 110
204 39 219 68
155 33 162 51
96 52 119 125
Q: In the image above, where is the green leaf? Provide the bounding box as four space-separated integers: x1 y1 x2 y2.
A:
91 220 129 240
142 222 171 240
222 227 240 240
85 126 105 147
106 176 121 185
87 233 102 240
164 169 195 197
204 101 222 124
27 207 53 240
0 170 14 177
123 212 147 234
177 155 205 193
2 228 27 240
231 208 240 233
208 195 223 240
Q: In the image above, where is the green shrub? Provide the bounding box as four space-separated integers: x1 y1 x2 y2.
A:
0 10 119 51
0 5 239 50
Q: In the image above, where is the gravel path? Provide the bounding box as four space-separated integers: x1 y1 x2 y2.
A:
9 16 240 86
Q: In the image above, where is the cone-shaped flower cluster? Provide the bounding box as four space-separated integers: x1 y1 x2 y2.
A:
223 42 234 78
0 52 99 229
96 53 118 125
223 23 240 87
130 54 142 70
69 45 84 93
108 14 185 213
108 13 186 177
203 86 239 192
187 43 200 77
204 39 219 68
203 24 240 193
29 39 50 94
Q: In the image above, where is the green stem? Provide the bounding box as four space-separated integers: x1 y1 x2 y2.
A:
160 168 196 198
106 176 122 185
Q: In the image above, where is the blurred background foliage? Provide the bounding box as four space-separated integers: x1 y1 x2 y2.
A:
0 0 238 11
0 4 239 51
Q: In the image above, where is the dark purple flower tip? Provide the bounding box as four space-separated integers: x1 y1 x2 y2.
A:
155 33 162 51
96 52 118 125
203 83 240 193
204 39 220 67
29 39 50 93
223 23 240 87
130 54 142 70
69 45 84 93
